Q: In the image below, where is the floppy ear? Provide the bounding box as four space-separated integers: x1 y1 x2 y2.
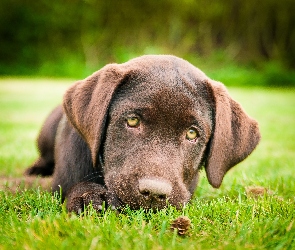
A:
205 79 261 188
63 64 128 167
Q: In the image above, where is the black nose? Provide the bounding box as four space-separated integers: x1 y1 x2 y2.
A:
138 178 172 201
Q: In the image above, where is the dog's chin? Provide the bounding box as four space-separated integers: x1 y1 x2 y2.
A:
104 172 191 210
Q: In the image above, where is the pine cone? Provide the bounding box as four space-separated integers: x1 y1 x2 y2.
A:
170 216 191 236
246 186 273 198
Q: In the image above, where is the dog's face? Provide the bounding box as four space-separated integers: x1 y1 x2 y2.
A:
103 75 213 209
63 55 260 210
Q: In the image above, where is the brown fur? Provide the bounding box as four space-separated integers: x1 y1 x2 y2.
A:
66 182 108 214
24 55 261 211
25 106 63 176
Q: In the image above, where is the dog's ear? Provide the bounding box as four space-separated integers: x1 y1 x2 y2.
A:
63 64 127 167
204 79 261 188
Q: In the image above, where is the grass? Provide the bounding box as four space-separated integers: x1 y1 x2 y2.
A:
3 52 295 88
0 78 295 249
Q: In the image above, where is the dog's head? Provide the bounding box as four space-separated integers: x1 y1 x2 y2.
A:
63 55 260 209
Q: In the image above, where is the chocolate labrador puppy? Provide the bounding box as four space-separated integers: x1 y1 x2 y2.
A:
25 55 260 213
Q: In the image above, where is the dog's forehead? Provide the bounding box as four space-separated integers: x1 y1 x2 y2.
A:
110 71 213 127
114 55 211 108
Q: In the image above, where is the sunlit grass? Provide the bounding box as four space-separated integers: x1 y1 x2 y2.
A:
0 78 294 249
0 78 71 174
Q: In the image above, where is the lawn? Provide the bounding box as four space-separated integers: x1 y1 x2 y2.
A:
0 78 294 249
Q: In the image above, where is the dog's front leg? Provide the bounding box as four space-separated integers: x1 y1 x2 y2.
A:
66 182 120 214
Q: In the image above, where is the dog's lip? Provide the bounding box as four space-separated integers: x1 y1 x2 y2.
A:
108 186 163 210
112 186 187 210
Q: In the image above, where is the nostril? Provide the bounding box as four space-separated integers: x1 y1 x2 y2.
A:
157 194 166 200
141 190 150 197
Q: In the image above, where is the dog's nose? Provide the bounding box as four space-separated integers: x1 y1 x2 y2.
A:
138 178 172 201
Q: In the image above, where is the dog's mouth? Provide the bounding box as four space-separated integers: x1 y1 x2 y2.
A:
105 173 191 210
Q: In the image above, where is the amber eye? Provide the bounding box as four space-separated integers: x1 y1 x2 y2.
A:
127 117 140 127
186 128 198 141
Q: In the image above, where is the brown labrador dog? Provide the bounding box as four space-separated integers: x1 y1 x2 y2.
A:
25 55 260 212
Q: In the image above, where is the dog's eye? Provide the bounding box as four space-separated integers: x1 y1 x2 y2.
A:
186 128 198 141
127 117 140 127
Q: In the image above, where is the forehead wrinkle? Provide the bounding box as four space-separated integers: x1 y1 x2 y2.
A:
112 80 192 115
110 74 213 129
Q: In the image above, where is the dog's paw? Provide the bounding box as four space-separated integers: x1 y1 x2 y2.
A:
66 182 107 214
24 165 53 176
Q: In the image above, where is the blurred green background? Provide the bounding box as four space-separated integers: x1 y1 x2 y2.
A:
0 0 294 86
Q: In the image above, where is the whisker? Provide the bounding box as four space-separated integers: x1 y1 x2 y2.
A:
81 171 104 182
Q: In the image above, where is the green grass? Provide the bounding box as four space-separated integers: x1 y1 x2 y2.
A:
0 78 295 249
3 52 295 88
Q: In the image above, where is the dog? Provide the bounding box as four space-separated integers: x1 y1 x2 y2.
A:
25 55 261 212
